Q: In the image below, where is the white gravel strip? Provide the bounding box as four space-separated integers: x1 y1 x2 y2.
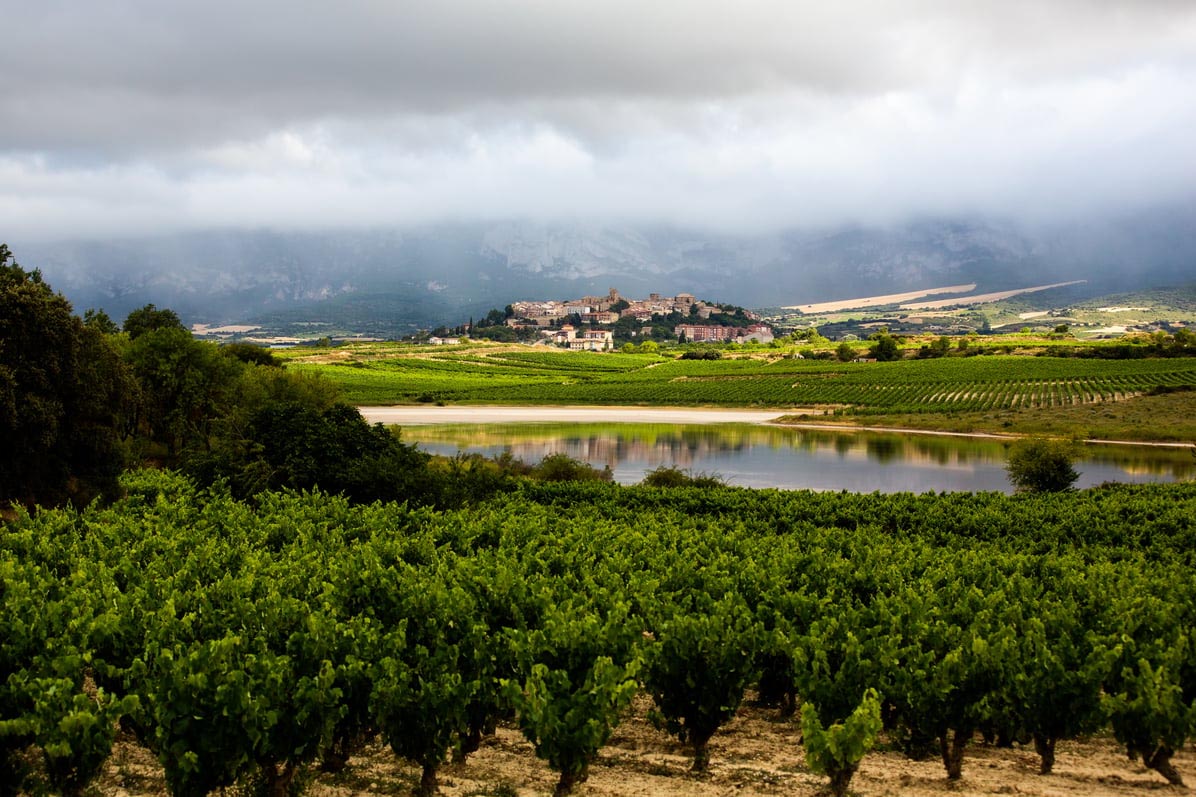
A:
358 405 793 426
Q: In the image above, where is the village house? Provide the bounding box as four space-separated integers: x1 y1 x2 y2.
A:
569 329 614 351
548 325 614 351
581 311 620 325
735 324 775 344
674 323 774 344
507 288 762 348
620 307 656 321
674 323 728 342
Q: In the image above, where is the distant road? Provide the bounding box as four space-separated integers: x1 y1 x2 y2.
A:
358 406 796 425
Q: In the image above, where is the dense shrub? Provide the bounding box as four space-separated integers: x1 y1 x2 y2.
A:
640 466 725 489
530 453 612 483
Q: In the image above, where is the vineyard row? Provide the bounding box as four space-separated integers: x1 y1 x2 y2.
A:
4 473 1196 795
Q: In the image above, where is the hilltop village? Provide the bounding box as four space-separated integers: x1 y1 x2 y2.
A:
435 288 775 349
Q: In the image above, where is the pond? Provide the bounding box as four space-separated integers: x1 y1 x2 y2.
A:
399 422 1196 493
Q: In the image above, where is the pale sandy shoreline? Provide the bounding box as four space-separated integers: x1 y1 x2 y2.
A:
358 405 796 426
357 405 1196 449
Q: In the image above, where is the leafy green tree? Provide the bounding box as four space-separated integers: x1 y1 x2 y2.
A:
869 332 900 361
221 342 283 367
1173 327 1195 351
82 308 120 335
836 341 856 362
918 336 952 359
245 403 434 502
0 245 136 507
1005 438 1079 493
471 324 517 342
122 303 185 339
123 328 242 457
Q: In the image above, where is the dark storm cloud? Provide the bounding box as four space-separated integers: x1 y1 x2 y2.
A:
2 0 1195 237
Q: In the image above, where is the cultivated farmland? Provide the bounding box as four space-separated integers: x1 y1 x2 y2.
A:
281 343 1196 416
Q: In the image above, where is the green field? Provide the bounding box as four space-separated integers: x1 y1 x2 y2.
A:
281 343 1196 419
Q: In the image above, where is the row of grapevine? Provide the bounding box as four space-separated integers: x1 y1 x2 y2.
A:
4 473 1196 795
291 346 1196 409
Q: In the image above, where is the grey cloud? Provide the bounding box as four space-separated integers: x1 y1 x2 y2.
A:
5 0 1192 153
1 0 1195 239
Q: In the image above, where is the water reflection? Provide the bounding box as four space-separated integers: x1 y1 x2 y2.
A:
401 423 1196 493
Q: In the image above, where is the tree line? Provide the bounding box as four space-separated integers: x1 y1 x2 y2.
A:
1 244 531 511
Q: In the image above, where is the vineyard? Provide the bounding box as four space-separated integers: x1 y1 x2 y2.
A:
4 471 1196 795
282 346 1196 414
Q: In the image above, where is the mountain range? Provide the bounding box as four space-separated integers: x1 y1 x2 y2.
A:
15 203 1196 334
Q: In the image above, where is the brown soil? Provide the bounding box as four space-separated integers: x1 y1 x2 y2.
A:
92 696 1192 797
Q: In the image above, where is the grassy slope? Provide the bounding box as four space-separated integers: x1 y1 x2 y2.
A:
802 390 1196 443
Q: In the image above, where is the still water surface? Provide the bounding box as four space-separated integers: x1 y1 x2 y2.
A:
401 423 1195 493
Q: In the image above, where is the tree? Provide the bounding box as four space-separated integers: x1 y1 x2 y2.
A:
836 342 856 362
122 303 185 339
220 342 282 367
123 328 242 457
1005 438 1079 493
0 245 136 507
917 336 951 359
82 308 120 335
869 332 900 362
198 401 436 503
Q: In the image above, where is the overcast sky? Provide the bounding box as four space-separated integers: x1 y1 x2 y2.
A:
3 0 1195 240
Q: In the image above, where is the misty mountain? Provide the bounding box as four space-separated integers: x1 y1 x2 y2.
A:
15 204 1196 332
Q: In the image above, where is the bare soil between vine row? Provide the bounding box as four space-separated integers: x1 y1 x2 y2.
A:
96 695 1192 797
